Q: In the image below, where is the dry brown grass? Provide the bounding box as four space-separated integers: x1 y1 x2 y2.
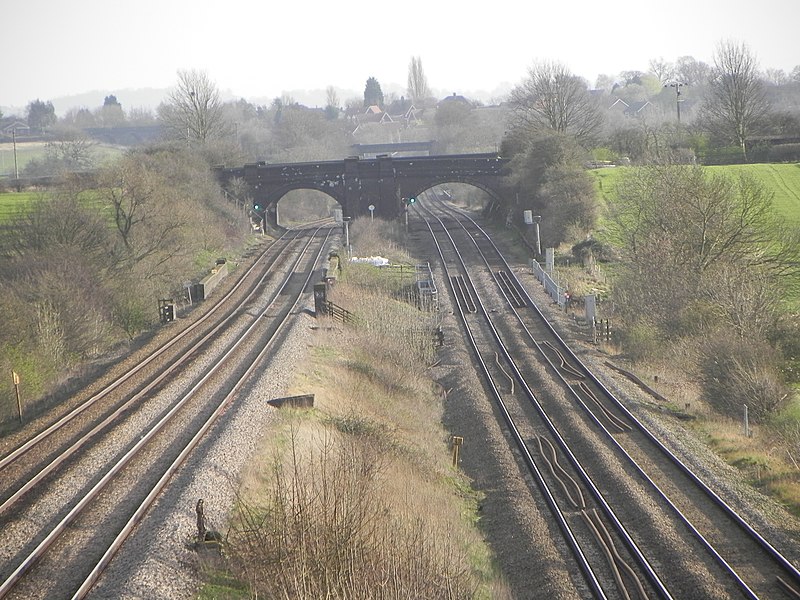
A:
554 257 800 517
347 218 412 262
229 426 479 599
691 415 800 516
224 221 508 599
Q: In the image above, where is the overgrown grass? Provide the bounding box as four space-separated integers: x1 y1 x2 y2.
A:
690 414 800 517
206 221 509 599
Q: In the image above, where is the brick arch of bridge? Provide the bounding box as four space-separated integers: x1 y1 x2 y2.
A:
214 154 510 226
257 182 345 225
399 176 504 205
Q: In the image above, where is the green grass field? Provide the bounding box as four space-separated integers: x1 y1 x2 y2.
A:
0 189 110 226
589 162 800 223
0 141 123 180
0 190 44 222
708 163 800 223
0 142 48 179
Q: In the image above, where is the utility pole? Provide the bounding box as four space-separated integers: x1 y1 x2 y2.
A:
666 82 686 124
343 217 351 257
12 127 20 191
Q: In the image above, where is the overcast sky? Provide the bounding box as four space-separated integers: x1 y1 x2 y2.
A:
2 0 798 111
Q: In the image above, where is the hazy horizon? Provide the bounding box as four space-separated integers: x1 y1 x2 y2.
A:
3 0 797 117
0 81 514 119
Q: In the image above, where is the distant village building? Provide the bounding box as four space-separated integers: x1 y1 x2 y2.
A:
437 93 473 108
607 98 652 117
0 120 32 140
352 103 421 135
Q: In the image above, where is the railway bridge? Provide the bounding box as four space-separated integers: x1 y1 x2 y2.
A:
213 153 511 227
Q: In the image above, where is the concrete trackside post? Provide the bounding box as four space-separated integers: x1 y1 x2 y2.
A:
314 282 328 317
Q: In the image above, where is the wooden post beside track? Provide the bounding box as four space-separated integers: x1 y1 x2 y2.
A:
451 436 464 468
12 371 22 423
196 498 207 543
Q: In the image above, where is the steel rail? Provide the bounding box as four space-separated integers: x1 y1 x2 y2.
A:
420 209 610 599
435 195 800 596
419 200 671 599
0 229 316 516
71 229 333 599
0 228 332 598
0 228 301 470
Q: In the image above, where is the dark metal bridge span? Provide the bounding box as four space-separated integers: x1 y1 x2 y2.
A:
214 153 510 227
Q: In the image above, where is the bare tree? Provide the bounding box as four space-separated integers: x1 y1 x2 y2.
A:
648 58 674 84
45 129 97 171
675 56 711 86
324 86 340 120
160 69 228 144
764 68 788 86
508 61 603 147
594 74 616 91
407 56 431 106
344 97 363 120
700 40 768 161
619 70 645 86
609 162 800 392
705 263 782 339
612 162 779 275
98 154 186 269
21 128 97 177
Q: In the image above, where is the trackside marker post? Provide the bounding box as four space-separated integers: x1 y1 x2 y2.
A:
451 436 464 468
12 371 22 423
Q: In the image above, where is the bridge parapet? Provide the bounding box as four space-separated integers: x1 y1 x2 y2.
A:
214 153 510 221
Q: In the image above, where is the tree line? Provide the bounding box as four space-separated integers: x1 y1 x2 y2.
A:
0 147 248 421
497 41 800 429
3 43 800 432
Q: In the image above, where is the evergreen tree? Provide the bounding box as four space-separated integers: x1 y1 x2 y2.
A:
101 95 125 127
363 77 384 109
26 99 57 131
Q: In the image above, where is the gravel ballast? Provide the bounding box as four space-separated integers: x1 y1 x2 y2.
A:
84 224 800 599
89 304 316 600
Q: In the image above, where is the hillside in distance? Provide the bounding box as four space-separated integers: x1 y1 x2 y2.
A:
2 80 513 118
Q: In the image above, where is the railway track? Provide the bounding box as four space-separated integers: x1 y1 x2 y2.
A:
0 226 334 599
415 192 800 600
0 229 314 502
